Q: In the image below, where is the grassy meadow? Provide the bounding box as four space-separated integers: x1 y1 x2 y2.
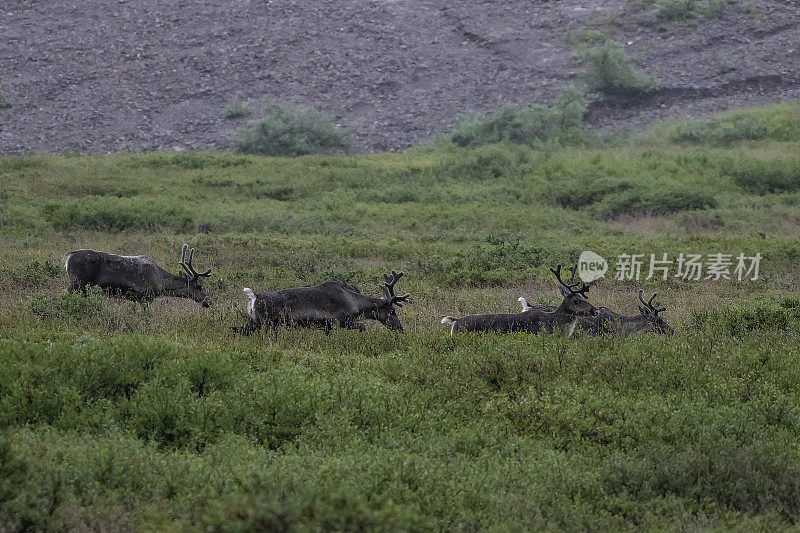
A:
2 103 800 530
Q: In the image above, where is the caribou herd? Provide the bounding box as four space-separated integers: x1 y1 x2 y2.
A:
63 245 673 338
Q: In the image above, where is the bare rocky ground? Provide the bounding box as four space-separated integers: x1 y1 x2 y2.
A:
0 0 798 155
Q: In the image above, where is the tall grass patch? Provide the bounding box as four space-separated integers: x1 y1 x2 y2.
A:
445 85 594 148
233 99 349 156
721 156 800 194
644 0 737 21
42 196 194 231
578 40 657 96
668 102 800 145
219 98 251 119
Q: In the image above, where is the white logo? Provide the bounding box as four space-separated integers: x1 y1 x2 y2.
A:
578 250 608 282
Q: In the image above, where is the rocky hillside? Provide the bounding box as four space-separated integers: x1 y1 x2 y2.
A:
1 0 798 155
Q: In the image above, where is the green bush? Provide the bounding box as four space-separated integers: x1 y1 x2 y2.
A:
446 85 593 148
669 102 800 145
136 151 251 169
233 99 349 156
43 196 194 231
578 41 657 96
646 0 735 21
591 186 718 217
723 157 800 194
538 154 718 216
690 301 800 336
219 98 251 119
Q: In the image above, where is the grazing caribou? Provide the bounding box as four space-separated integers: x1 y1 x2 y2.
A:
441 265 599 335
568 290 674 337
239 270 410 335
64 244 212 307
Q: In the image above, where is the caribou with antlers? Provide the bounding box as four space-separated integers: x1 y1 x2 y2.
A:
441 264 599 335
239 270 411 335
521 289 674 337
573 290 673 337
64 244 212 307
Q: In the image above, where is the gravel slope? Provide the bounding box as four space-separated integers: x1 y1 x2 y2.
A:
1 0 798 155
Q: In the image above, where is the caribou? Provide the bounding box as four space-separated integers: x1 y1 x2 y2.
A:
441 265 599 335
239 270 410 335
64 244 212 307
521 289 674 337
568 290 674 337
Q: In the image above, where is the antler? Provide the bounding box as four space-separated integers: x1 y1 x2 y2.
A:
550 264 593 298
638 289 667 315
178 244 212 281
381 270 410 307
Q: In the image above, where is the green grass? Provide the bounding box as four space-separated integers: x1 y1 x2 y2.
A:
233 98 349 156
577 40 657 97
642 0 737 21
444 85 594 148
219 98 252 120
3 102 800 529
667 102 800 145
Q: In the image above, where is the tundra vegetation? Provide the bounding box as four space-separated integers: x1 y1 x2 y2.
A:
219 97 252 120
233 98 349 156
2 102 800 529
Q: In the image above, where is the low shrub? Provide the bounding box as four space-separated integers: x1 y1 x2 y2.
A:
591 186 718 217
723 157 800 194
219 98 251 119
445 85 593 148
578 41 657 96
438 142 534 180
1 259 62 287
669 102 800 145
42 196 194 231
690 301 800 336
233 99 349 156
646 0 736 21
135 151 251 169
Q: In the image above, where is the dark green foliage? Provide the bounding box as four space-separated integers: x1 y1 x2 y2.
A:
590 185 718 216
135 151 252 169
723 157 800 194
43 196 194 231
219 98 251 119
669 102 800 144
578 41 657 96
0 259 62 287
427 240 574 287
234 99 349 156
690 300 800 336
446 85 593 148
645 0 736 21
2 331 800 530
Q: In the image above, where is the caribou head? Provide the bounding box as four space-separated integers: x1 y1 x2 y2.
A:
175 244 213 307
371 270 410 331
550 264 599 317
636 289 673 335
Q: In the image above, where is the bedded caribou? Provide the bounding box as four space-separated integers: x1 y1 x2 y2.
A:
520 289 673 337
441 265 599 335
64 244 212 307
567 290 674 337
239 270 410 335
